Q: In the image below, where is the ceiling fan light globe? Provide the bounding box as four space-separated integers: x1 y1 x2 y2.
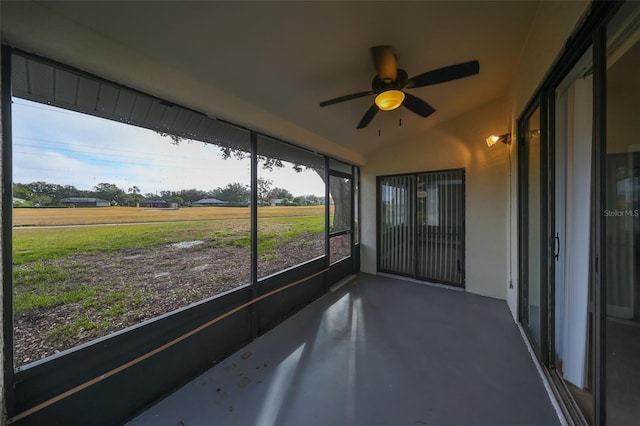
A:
375 90 405 111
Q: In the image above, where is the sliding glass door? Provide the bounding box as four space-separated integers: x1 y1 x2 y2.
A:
604 3 640 423
553 47 594 423
415 171 465 284
516 3 640 424
378 170 465 287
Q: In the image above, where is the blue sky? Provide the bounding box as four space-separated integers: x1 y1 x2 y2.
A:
12 99 325 196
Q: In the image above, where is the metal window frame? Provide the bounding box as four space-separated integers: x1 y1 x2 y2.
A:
517 100 547 361
352 165 361 273
2 44 17 419
327 167 354 277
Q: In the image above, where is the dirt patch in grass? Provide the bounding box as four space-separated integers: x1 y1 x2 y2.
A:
14 232 332 367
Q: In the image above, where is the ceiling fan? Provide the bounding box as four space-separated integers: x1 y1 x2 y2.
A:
319 46 480 129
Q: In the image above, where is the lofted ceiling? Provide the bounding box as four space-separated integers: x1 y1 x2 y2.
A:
1 1 540 163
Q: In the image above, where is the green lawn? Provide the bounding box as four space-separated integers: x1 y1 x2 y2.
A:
13 215 324 316
13 220 242 265
13 215 324 265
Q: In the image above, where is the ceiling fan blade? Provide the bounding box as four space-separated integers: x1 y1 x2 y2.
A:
406 60 480 89
403 93 436 118
371 45 397 83
320 91 374 107
357 104 379 129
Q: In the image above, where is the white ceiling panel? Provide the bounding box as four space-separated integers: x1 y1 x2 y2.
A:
3 1 541 162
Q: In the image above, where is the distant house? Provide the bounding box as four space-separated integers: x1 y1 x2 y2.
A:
192 198 228 206
139 199 168 208
60 197 110 207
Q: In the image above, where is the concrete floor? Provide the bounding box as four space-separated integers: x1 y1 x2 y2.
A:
607 318 640 425
128 274 560 426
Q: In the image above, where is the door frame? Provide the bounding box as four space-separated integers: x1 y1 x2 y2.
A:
517 100 549 362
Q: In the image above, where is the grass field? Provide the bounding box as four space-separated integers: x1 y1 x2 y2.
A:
13 205 327 227
13 214 324 312
13 215 324 265
13 206 328 365
13 206 326 265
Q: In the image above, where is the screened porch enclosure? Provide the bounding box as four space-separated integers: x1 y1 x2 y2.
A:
378 170 465 287
2 48 360 425
3 1 624 424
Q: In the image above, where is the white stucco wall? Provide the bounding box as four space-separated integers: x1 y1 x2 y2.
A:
361 98 511 300
361 0 591 304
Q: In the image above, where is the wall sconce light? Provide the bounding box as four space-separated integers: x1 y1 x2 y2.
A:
486 133 511 147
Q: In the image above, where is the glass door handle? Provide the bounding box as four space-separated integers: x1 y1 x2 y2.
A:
554 232 560 261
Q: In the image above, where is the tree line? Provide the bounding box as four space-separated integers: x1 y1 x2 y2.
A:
13 180 324 207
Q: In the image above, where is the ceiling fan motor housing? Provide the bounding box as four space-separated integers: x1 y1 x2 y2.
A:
372 69 409 93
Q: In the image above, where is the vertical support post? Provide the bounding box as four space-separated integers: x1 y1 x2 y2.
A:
355 166 361 273
250 131 258 338
376 176 381 273
1 44 15 418
412 174 418 279
350 165 356 273
324 157 330 289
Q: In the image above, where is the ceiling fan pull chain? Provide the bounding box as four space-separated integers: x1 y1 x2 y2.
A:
378 129 381 137
399 109 402 127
